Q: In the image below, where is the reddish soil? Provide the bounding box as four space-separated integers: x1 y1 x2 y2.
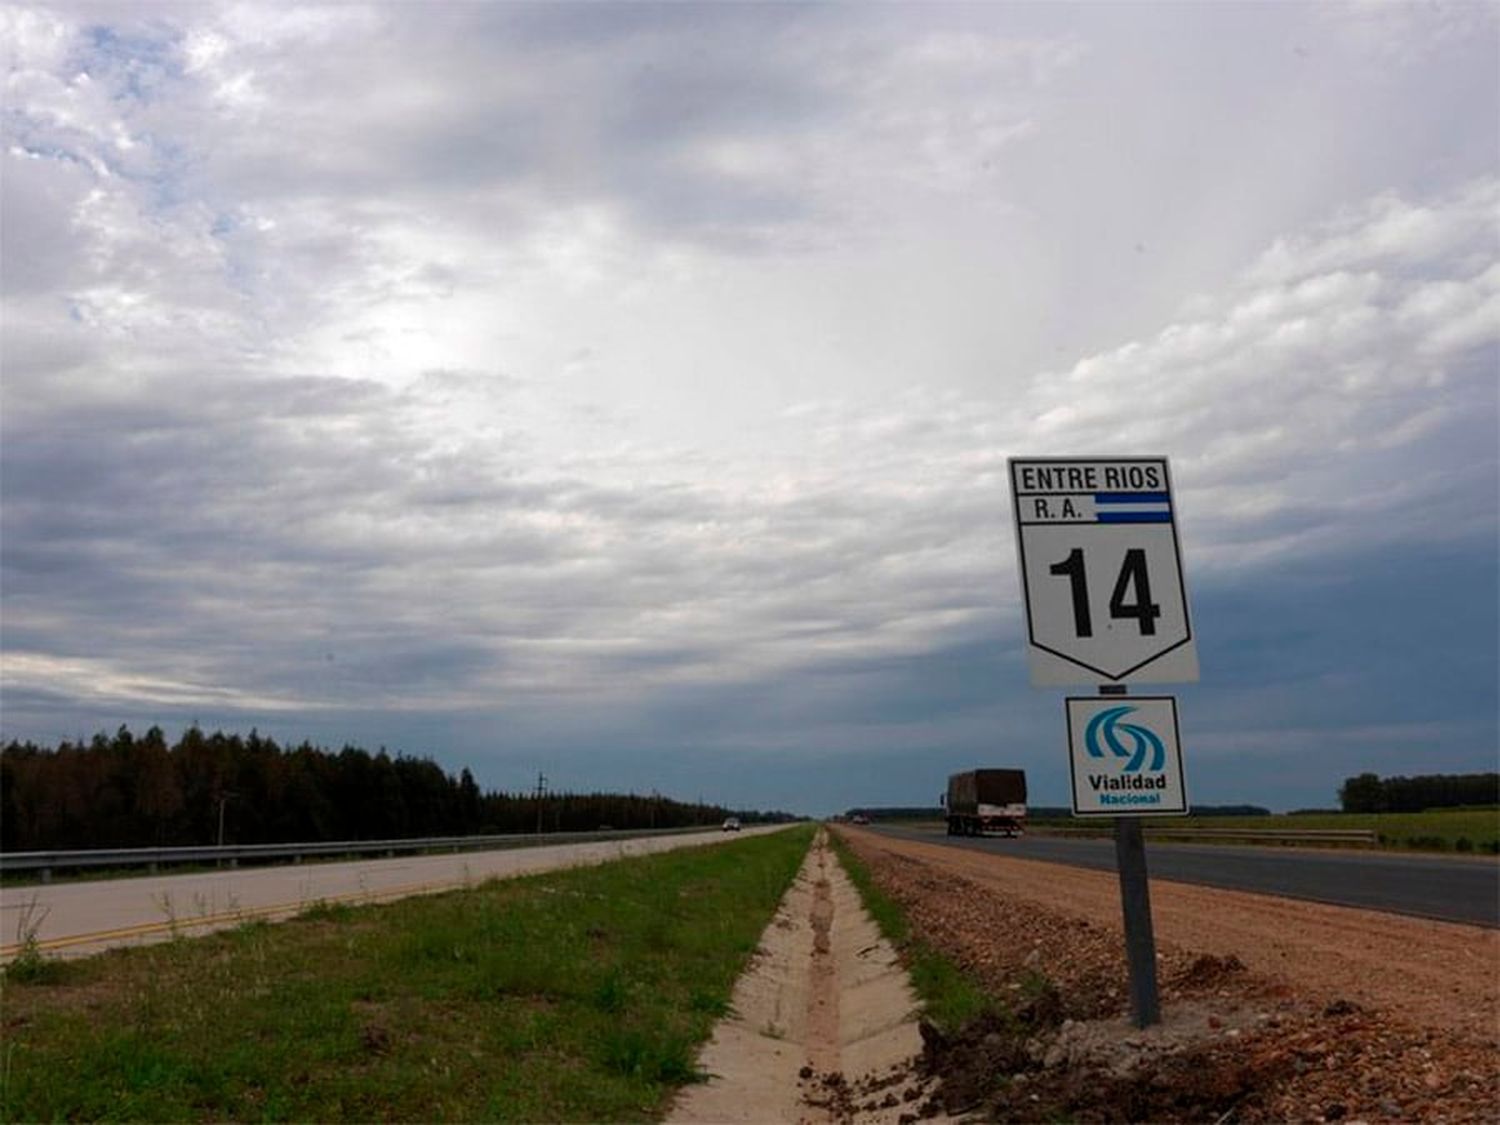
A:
839 827 1499 1124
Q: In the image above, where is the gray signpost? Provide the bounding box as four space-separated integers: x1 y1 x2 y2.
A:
1009 456 1198 1029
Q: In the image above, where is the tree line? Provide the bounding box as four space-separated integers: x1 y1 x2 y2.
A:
1 726 789 852
1338 771 1498 814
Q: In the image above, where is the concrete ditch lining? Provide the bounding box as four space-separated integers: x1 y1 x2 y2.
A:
668 830 928 1123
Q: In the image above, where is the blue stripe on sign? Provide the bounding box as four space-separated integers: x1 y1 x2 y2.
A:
1098 511 1172 523
1095 492 1170 504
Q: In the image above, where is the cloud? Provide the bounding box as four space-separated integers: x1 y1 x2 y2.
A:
1319 0 1500 67
2 4 1494 811
5 174 1492 726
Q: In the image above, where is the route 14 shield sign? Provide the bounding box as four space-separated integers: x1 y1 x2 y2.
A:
1010 457 1198 686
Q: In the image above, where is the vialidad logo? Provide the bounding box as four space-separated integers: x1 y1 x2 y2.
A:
1065 696 1188 817
1084 705 1165 773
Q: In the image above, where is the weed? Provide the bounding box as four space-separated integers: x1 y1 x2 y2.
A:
689 990 729 1017
591 967 630 1013
297 900 354 924
1019 968 1054 1000
151 892 181 940
3 896 65 985
600 1027 704 1084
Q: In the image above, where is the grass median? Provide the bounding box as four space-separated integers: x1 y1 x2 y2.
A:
1 824 815 1122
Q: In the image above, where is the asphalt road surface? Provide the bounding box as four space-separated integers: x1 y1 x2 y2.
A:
868 825 1500 928
0 826 784 961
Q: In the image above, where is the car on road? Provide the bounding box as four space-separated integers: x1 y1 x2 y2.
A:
721 817 741 831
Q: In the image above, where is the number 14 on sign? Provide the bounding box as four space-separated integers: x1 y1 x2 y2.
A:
1048 548 1161 638
1009 458 1199 686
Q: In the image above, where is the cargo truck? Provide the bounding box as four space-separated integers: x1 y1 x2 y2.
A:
944 769 1027 837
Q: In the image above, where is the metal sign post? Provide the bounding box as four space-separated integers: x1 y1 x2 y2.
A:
1114 815 1160 1027
1099 683 1160 1029
1062 688 1185 1027
1009 456 1197 1031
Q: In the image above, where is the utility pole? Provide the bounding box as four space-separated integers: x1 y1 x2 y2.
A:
534 772 547 835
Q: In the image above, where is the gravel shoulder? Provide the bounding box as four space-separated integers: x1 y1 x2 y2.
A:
853 830 1498 1040
840 826 1499 1123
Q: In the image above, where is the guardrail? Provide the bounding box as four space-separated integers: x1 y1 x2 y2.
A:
0 825 719 883
1030 826 1378 845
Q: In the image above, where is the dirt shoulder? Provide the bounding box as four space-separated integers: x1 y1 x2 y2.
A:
840 827 1499 1123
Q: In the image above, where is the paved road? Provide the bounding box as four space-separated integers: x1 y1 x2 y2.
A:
868 825 1500 928
0 826 783 961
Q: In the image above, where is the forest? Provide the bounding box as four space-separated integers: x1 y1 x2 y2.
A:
1337 771 1498 814
0 726 787 852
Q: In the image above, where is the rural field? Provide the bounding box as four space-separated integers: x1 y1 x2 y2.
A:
1021 808 1500 852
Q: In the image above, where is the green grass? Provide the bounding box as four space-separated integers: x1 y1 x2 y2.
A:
0 825 815 1122
1030 808 1500 853
826 830 999 1035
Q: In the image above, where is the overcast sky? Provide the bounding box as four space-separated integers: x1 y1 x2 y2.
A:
3 2 1496 815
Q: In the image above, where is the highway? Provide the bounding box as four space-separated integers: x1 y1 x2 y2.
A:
0 826 783 961
7 823 1494 962
867 825 1500 928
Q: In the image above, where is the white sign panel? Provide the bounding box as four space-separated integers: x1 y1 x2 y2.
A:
1066 696 1188 817
1010 457 1198 685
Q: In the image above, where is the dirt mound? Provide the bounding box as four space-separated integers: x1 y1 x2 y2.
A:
1172 952 1246 990
913 1013 1031 1116
901 1002 1280 1122
1042 1042 1293 1123
900 988 1500 1123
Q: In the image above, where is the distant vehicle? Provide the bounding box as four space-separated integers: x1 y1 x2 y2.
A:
945 769 1027 837
850 813 870 825
721 817 741 831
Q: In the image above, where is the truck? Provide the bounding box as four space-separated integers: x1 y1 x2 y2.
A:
944 769 1027 837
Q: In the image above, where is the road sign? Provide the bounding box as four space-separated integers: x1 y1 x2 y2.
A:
1065 696 1188 817
1009 457 1198 685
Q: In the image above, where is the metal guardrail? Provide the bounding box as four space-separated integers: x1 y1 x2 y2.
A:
0 825 718 882
1031 826 1378 844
